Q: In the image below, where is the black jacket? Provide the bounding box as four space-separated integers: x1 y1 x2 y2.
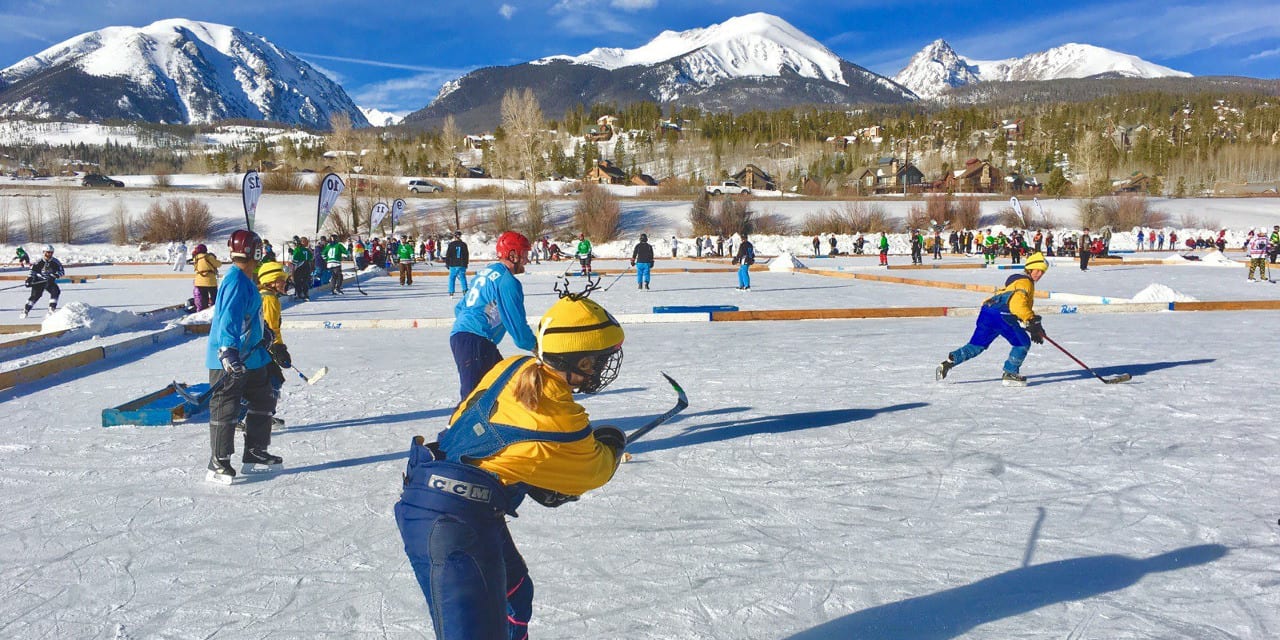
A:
28 257 64 283
444 240 469 268
631 241 654 265
732 241 755 266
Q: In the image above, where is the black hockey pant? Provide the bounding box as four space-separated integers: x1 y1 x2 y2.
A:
208 367 278 460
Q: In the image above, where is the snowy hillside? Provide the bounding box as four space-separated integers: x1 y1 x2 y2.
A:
536 12 849 89
0 18 369 129
896 40 1191 100
359 107 406 128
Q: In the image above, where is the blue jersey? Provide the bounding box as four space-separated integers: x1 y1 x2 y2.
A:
450 262 536 351
204 265 270 370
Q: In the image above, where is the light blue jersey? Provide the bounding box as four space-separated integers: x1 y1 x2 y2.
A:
450 262 536 351
204 265 270 370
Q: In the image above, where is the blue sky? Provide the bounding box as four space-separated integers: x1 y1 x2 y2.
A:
0 0 1275 114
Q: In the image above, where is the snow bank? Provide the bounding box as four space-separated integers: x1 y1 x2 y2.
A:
1159 253 1191 263
1198 250 1242 267
41 301 163 335
768 251 803 272
1131 284 1198 303
177 307 214 325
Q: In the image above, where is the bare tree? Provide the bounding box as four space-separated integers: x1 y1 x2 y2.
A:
573 182 621 241
22 194 45 243
51 190 83 243
0 198 10 243
110 200 132 245
439 115 463 230
138 198 213 242
501 88 547 219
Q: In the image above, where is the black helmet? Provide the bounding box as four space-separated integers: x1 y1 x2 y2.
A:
640 233 648 242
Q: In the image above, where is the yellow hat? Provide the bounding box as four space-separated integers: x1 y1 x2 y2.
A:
537 297 624 356
1024 251 1048 272
257 260 288 286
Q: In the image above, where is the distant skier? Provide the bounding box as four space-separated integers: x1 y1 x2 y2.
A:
732 232 756 290
396 295 627 640
191 244 221 312
631 233 654 290
449 231 537 399
444 231 469 297
204 230 282 484
20 245 64 318
937 252 1050 387
576 233 593 276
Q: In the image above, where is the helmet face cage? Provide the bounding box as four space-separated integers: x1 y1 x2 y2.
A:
546 347 623 394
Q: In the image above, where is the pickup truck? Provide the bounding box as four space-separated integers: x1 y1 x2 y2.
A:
705 181 749 196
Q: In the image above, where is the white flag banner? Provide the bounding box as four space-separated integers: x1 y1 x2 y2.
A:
391 199 406 229
316 173 345 234
1010 196 1024 222
371 202 391 230
242 170 263 231
1033 196 1045 220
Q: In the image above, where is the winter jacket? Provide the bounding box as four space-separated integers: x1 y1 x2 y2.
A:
204 264 269 371
444 240 469 268
576 239 593 258
984 273 1037 323
1247 235 1269 258
448 356 618 494
192 253 221 287
631 241 654 265
28 257 64 282
451 261 536 351
732 241 755 266
322 242 348 268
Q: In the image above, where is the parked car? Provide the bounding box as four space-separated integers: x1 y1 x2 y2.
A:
705 181 749 196
82 174 124 188
407 179 442 194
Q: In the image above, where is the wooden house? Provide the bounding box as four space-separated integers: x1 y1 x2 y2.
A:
731 164 777 191
852 157 925 194
1111 171 1151 194
585 160 627 185
629 174 657 187
938 158 1003 193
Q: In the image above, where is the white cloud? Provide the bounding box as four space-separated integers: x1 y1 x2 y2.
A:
549 0 637 35
351 69 473 112
1246 47 1280 61
499 4 517 19
611 0 657 10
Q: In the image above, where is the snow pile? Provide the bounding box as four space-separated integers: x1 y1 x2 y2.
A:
178 307 215 325
1131 284 1198 303
768 251 803 272
40 301 162 335
1160 253 1191 263
1198 250 1242 267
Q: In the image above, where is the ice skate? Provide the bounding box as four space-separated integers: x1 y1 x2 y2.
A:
1001 372 1027 387
936 357 954 381
206 457 237 485
242 448 283 473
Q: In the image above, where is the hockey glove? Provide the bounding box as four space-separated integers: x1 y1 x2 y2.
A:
526 486 580 508
218 347 246 378
593 425 627 456
269 343 292 370
1026 315 1046 345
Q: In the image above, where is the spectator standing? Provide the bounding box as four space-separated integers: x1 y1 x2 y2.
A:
632 233 654 290
1079 228 1093 271
732 233 755 290
812 235 821 258
445 231 470 297
669 235 678 258
398 235 415 286
172 240 188 271
192 244 221 311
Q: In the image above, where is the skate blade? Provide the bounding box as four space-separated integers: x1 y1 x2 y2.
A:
241 462 283 474
1001 379 1027 387
205 470 237 485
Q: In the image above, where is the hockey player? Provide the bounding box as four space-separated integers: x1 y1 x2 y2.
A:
878 232 889 267
290 237 314 300
172 240 188 272
445 231 469 296
937 251 1049 387
397 234 415 285
396 294 627 640
449 231 537 399
14 246 31 268
204 230 282 484
21 245 64 318
631 233 654 289
575 233 593 276
1246 229 1269 281
191 244 221 311
236 260 291 431
732 232 756 290
322 237 348 294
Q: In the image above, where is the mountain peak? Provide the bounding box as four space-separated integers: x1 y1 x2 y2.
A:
0 18 368 129
896 39 1191 100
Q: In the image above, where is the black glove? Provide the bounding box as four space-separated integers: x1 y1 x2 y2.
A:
526 486 579 508
261 327 275 348
269 343 292 369
218 347 246 378
1026 315 1045 345
593 425 626 456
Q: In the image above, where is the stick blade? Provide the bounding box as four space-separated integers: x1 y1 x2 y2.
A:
1104 373 1132 384
307 367 329 385
173 381 200 405
659 371 689 409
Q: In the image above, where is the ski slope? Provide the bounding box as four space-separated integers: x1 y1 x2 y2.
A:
1 251 1278 638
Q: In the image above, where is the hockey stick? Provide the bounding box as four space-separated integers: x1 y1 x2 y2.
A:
1043 335 1131 384
292 365 328 385
352 266 369 296
603 265 633 291
173 375 228 407
620 372 689 462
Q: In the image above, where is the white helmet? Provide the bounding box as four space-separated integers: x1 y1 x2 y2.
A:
42 244 54 254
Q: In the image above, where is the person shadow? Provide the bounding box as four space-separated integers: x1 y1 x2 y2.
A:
627 404 928 456
785 543 1228 640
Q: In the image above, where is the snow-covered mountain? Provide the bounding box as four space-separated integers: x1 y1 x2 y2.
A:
895 39 1191 100
0 18 369 129
406 13 914 131
359 107 405 127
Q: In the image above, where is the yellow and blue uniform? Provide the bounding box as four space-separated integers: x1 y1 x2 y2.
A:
947 253 1045 377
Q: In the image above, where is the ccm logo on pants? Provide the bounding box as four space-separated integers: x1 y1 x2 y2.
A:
428 475 493 503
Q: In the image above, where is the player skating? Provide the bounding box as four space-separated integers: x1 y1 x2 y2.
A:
937 251 1049 387
631 233 654 289
444 231 469 297
235 260 292 432
732 233 756 290
396 292 627 640
20 245 64 318
322 236 348 294
204 230 283 484
575 233 593 276
449 231 537 399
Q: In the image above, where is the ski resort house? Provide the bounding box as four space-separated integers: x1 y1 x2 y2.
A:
731 164 778 191
852 157 926 195
937 158 1004 194
585 160 628 185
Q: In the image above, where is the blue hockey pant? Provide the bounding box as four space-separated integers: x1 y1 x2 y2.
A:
448 267 469 294
949 305 1031 375
450 331 503 400
635 262 651 285
738 264 750 288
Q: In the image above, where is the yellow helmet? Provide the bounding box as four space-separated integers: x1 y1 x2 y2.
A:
537 297 625 393
1023 251 1048 273
257 260 288 286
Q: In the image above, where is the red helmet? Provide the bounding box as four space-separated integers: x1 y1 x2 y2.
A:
496 231 531 259
193 243 208 255
228 229 263 260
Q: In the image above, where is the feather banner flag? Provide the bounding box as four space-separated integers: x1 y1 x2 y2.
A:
370 201 390 231
242 170 263 231
391 199 406 231
316 173 345 234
